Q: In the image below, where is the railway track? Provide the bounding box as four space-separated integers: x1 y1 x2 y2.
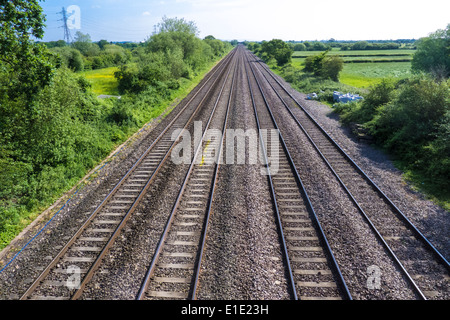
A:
245 49 449 300
243 49 351 300
137 48 238 300
19 48 237 300
2 45 447 300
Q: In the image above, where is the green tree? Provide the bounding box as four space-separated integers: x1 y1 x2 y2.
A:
155 15 199 35
293 43 306 51
303 50 329 75
260 39 293 66
0 0 55 100
321 56 344 81
52 47 84 71
72 31 99 56
98 39 109 50
412 24 450 79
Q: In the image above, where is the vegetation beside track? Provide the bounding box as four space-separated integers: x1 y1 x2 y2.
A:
0 2 233 250
247 25 450 210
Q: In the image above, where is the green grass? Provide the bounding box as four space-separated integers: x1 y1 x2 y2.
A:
291 49 414 89
80 67 120 96
340 62 412 88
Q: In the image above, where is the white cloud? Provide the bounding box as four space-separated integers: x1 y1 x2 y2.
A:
142 11 151 16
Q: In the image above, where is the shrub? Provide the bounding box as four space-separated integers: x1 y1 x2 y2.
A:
321 56 344 81
303 51 328 75
293 43 306 51
51 47 85 71
412 24 450 79
260 39 293 66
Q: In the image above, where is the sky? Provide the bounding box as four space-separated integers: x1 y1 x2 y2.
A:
40 0 450 42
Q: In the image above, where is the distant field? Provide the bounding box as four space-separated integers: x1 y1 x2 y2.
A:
291 49 415 88
80 67 120 96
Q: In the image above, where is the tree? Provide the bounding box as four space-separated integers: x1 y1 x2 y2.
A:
303 50 343 81
293 43 306 51
321 56 344 81
412 24 450 79
72 32 98 56
155 15 199 36
260 39 293 66
0 0 54 100
98 39 109 50
303 50 328 75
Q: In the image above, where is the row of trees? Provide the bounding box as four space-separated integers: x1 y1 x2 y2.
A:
247 40 293 66
42 32 132 71
115 17 232 94
340 41 401 51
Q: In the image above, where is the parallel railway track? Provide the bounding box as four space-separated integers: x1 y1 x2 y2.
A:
246 50 449 300
2 45 447 300
244 49 351 300
19 48 237 300
137 48 238 300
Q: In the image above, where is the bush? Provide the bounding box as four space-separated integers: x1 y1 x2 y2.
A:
303 51 328 75
302 51 343 82
260 39 293 66
331 75 450 202
321 56 344 81
412 24 450 79
370 76 448 144
51 47 84 71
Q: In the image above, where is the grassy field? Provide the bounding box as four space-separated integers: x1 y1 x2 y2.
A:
80 67 120 96
340 62 412 88
291 48 415 88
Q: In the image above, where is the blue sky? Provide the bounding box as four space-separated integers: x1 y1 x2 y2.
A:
40 0 450 42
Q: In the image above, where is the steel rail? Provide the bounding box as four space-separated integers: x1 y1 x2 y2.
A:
136 48 239 300
247 51 428 299
244 50 352 300
72 49 238 300
252 52 450 272
191 47 239 299
20 48 237 300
